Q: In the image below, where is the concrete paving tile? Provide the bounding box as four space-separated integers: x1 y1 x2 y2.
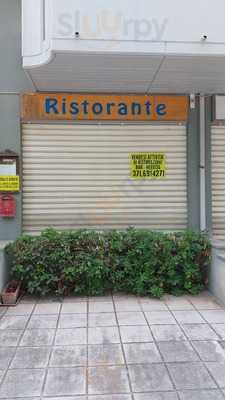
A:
0 309 6 318
139 297 167 304
113 294 137 301
134 393 178 400
55 328 87 345
89 295 113 302
0 315 29 330
157 341 199 362
167 362 217 390
0 348 16 369
89 313 117 327
28 315 58 329
89 302 114 313
89 396 132 400
115 301 142 312
172 311 205 324
0 398 40 400
44 367 86 396
0 370 4 384
117 312 147 326
165 298 195 311
205 362 225 388
128 363 173 392
0 330 23 347
44 398 85 400
20 328 55 346
88 327 120 344
88 366 130 394
88 344 124 366
181 323 220 340
200 310 225 324
220 341 225 350
192 341 225 362
189 298 222 310
61 303 87 314
211 324 225 339
63 295 88 302
10 347 51 369
0 369 45 398
178 389 225 399
123 342 162 364
120 325 153 343
5 304 35 316
50 346 87 367
58 314 87 328
151 325 186 341
140 300 168 311
33 302 61 315
145 311 177 325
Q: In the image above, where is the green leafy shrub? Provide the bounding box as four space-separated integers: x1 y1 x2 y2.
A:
6 228 211 298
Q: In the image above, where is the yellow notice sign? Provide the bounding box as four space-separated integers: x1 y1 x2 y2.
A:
130 153 166 179
0 176 20 192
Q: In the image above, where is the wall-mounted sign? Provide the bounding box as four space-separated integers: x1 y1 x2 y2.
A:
0 176 20 192
0 160 17 176
22 93 188 122
0 151 20 192
130 153 166 179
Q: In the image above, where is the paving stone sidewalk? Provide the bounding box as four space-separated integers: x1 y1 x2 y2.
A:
0 291 225 399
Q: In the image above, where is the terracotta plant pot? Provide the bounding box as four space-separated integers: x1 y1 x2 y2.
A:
1 281 21 305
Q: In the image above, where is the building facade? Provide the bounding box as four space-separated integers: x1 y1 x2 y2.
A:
1 0 225 298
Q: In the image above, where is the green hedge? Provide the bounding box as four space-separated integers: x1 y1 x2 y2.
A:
6 228 211 298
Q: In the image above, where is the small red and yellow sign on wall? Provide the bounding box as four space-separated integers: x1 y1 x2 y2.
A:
22 93 188 122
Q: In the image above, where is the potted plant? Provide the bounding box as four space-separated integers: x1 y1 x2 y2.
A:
1 280 21 305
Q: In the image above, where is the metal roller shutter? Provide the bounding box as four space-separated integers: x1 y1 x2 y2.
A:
212 126 225 239
22 124 187 234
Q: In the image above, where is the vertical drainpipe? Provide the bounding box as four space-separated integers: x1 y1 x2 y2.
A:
200 95 206 231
